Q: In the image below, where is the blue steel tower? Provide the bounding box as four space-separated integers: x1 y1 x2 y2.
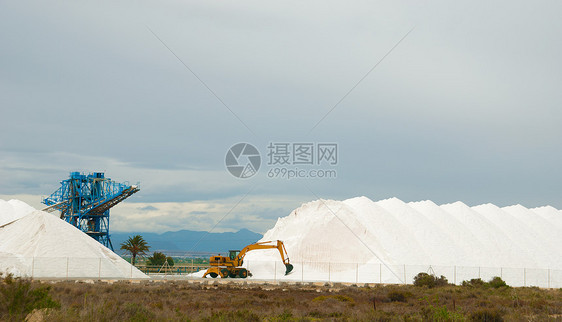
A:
42 172 139 250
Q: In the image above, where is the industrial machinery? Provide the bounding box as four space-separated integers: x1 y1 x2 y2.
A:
41 172 139 250
203 240 293 278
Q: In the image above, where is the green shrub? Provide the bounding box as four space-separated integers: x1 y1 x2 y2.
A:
470 308 504 321
413 272 449 288
124 302 155 322
387 291 410 302
462 277 507 289
462 278 485 287
488 277 507 288
0 274 60 320
333 295 354 303
277 308 293 320
435 275 449 287
312 295 327 302
414 273 434 287
421 303 465 320
307 310 323 318
202 309 260 322
312 294 354 303
420 296 465 321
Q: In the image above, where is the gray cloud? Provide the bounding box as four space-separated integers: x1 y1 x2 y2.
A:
1 0 561 233
138 205 158 212
189 211 208 215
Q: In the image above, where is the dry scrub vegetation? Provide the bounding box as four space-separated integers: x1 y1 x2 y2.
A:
1 276 561 321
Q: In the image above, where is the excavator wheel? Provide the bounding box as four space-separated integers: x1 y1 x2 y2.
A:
209 272 218 278
220 268 230 278
238 268 248 278
229 272 237 278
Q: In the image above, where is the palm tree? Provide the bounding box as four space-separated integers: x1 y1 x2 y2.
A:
120 235 150 265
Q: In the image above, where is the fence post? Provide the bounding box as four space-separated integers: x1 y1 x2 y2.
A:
403 265 406 284
356 263 358 284
454 266 457 285
66 257 69 279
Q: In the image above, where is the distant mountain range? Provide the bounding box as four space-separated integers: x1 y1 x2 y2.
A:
111 229 263 256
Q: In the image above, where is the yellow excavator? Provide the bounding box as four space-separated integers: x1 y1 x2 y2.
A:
203 240 293 278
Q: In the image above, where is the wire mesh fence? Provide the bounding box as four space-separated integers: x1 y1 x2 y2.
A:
136 264 207 275
242 260 562 288
1 257 560 287
0 257 147 279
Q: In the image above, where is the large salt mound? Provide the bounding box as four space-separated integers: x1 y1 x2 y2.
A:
0 200 147 279
0 199 36 226
243 197 562 285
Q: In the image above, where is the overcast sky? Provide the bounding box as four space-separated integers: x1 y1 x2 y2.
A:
1 1 561 233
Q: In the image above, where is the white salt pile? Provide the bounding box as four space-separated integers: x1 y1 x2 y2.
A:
0 199 36 226
0 199 147 279
243 197 562 286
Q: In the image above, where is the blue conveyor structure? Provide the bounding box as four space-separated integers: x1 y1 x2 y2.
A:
42 172 139 250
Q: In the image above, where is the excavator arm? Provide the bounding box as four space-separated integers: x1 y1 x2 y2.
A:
237 240 293 275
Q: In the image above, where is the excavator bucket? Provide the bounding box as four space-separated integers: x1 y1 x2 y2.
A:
285 263 294 275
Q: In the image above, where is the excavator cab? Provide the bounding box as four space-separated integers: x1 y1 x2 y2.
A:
229 250 240 260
